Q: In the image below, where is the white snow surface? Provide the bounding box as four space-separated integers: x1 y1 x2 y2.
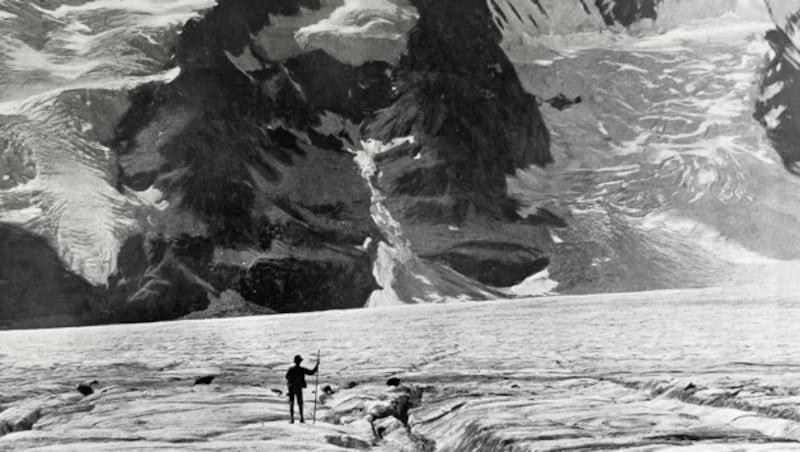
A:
47 0 216 19
295 0 418 66
3 288 800 450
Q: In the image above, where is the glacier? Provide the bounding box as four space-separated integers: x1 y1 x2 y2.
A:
2 288 800 449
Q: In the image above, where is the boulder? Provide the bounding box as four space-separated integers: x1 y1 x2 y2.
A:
77 380 99 397
0 405 40 436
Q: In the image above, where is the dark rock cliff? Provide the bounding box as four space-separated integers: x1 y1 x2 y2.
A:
0 225 99 328
755 7 800 174
107 0 381 321
366 0 555 287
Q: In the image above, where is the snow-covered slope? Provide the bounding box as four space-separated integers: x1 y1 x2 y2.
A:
491 0 770 42
0 0 221 324
0 0 211 285
490 0 800 293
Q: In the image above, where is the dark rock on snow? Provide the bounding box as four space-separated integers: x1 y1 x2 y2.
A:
194 376 216 385
594 0 659 27
546 94 583 111
77 380 100 396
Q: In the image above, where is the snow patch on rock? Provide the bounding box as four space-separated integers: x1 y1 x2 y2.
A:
352 137 415 307
47 0 216 29
499 268 559 296
295 0 418 66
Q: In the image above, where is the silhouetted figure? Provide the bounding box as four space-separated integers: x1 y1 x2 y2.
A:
194 375 215 385
77 380 99 396
286 354 318 423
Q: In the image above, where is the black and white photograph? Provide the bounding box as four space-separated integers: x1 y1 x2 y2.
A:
2 0 800 450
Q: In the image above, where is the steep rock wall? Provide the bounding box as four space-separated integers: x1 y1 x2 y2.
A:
756 1 800 174
366 0 555 287
106 0 382 320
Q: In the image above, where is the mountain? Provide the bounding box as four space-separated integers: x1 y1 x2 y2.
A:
495 0 800 293
0 0 554 326
1 0 799 328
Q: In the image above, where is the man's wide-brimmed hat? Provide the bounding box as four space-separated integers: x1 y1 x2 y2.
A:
294 354 303 363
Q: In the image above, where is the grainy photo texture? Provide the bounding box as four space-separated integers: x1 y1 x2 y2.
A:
2 0 800 450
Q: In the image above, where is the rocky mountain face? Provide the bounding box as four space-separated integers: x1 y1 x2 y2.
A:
363 0 554 289
106 0 386 322
3 0 800 327
0 0 561 327
756 1 800 174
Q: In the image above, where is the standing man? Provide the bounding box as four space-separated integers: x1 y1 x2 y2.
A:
286 354 319 423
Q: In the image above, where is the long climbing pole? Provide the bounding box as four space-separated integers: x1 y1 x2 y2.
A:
313 349 320 424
